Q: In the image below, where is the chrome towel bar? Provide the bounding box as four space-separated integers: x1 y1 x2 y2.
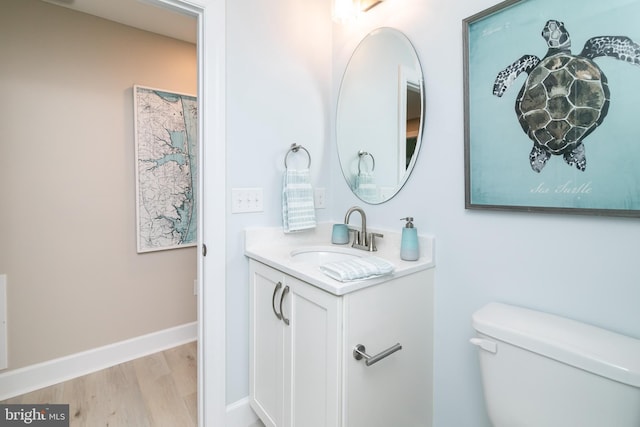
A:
353 343 402 366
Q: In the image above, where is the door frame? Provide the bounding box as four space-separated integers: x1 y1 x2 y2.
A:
147 1 227 426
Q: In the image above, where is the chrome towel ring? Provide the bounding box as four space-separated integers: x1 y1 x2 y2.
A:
358 150 375 175
284 143 311 169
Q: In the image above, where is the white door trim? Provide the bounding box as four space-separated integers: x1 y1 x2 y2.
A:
145 1 227 426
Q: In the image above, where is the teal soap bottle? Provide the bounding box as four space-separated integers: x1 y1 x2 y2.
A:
400 217 419 261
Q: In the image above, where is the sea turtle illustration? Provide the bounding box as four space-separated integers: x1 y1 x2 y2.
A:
493 20 640 172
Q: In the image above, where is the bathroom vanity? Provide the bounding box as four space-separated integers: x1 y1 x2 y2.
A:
245 224 435 427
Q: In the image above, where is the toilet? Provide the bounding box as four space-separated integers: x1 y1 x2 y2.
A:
470 302 640 427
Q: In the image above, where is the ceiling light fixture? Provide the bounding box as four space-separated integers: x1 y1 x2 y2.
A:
359 0 384 12
333 0 385 23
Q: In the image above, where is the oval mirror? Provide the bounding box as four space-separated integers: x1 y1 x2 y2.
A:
337 27 424 204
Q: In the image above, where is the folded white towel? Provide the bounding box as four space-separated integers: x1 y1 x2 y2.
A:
282 169 316 233
320 256 395 282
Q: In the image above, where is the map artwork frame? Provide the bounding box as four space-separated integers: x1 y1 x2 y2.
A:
134 85 198 253
463 0 640 217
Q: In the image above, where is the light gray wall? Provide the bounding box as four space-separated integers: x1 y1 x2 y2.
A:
224 0 333 403
331 1 640 426
220 0 640 424
0 0 197 370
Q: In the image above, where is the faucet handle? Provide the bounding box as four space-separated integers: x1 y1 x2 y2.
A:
347 227 360 246
367 232 383 252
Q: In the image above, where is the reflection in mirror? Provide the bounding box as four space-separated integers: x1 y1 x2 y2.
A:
337 27 424 204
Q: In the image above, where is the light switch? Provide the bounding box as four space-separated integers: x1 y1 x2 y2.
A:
232 188 263 213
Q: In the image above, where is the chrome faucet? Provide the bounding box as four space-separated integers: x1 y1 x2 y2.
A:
344 206 383 251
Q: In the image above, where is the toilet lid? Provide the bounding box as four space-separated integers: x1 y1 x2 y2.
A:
472 302 640 388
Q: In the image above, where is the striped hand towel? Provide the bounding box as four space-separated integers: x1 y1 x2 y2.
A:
320 256 395 282
353 171 377 200
282 168 316 233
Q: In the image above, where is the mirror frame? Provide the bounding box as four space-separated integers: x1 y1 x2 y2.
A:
336 27 425 204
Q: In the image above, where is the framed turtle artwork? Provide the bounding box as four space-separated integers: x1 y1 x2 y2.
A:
463 0 640 217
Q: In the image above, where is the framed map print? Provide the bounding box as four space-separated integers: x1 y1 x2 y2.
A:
134 85 198 252
463 0 640 217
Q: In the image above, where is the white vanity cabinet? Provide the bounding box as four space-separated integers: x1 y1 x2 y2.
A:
249 260 342 427
249 259 434 427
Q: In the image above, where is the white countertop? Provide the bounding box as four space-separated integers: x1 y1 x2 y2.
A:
244 223 435 295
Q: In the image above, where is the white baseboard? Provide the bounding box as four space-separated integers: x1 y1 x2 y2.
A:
0 321 197 401
226 397 259 427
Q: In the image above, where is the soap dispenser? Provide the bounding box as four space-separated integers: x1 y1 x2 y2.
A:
400 217 419 261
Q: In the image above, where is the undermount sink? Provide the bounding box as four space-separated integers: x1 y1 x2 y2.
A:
290 246 362 266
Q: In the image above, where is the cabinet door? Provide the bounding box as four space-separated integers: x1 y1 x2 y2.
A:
249 261 286 427
286 276 342 427
343 269 434 427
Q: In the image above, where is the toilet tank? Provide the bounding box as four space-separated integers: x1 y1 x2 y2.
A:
471 302 640 427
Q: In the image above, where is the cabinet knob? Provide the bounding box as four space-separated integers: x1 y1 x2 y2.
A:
353 343 402 366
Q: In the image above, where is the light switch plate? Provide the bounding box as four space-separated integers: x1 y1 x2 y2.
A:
314 188 326 209
232 188 263 213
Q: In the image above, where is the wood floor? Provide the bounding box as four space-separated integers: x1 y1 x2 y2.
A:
1 341 197 427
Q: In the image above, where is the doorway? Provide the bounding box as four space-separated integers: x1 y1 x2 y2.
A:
1 0 226 425
144 1 227 426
